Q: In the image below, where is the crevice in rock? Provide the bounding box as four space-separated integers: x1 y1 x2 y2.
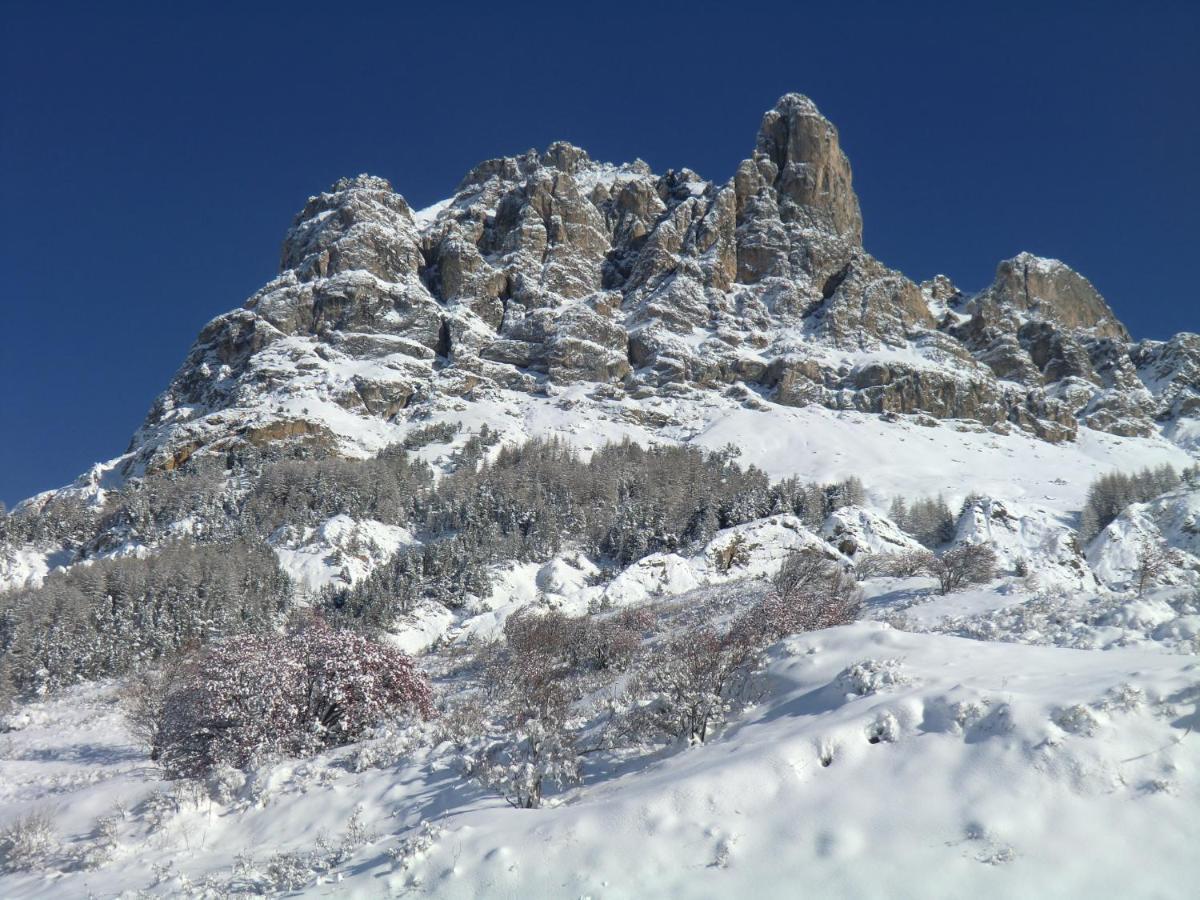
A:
496 277 514 335
822 262 852 300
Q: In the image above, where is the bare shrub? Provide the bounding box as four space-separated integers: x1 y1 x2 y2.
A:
855 549 934 579
620 626 762 745
466 630 583 809
927 544 998 595
584 608 653 670
468 716 581 809
0 809 58 873
732 549 862 646
504 606 650 674
504 608 587 667
119 663 181 754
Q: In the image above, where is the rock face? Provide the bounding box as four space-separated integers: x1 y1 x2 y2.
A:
752 93 863 244
123 93 1197 473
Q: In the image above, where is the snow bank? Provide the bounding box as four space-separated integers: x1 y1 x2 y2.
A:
0 544 71 591
955 497 1097 591
1088 487 1200 590
600 515 841 607
5 625 1196 898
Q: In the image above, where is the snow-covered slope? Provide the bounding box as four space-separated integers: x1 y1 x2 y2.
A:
1089 487 1200 589
823 505 930 559
955 497 1097 591
269 515 417 597
2 620 1197 898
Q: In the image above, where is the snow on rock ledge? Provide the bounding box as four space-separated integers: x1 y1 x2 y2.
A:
1088 487 1200 590
601 515 845 607
821 505 924 560
269 514 417 596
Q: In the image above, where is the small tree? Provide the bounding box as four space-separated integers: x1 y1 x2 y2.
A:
1134 539 1169 597
621 627 762 745
712 533 753 573
926 544 997 595
469 716 581 809
468 626 585 809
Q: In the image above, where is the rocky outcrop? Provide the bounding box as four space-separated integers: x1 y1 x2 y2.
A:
752 93 862 244
821 506 925 560
119 94 1196 475
983 253 1128 340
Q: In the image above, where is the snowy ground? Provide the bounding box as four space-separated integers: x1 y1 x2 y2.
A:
404 385 1192 517
2 567 1199 898
3 396 1199 896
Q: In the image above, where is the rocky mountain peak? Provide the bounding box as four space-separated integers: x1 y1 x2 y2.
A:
983 252 1129 340
753 93 862 244
279 174 418 283
111 93 1196 477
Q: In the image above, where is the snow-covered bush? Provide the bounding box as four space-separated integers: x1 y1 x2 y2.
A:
0 810 58 873
469 716 582 809
389 821 443 874
504 608 588 667
585 608 653 670
153 619 434 778
927 543 998 595
732 550 862 646
504 606 651 674
462 638 585 808
836 658 908 696
460 606 655 807
856 549 934 578
1052 704 1102 736
621 627 763 745
69 811 120 871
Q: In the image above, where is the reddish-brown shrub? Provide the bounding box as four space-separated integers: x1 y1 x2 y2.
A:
153 620 433 778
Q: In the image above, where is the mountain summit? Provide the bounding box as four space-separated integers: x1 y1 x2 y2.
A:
118 94 1197 479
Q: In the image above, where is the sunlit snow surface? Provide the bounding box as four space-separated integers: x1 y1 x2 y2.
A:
3 385 1200 896
1 614 1197 898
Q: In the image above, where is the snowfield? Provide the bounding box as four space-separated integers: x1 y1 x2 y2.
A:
1 615 1197 899
4 472 1200 898
4 485 1200 897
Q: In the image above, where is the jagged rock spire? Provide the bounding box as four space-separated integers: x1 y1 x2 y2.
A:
754 93 862 244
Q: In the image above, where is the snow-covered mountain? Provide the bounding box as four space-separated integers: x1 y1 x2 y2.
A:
92 93 1195 480
2 94 1199 898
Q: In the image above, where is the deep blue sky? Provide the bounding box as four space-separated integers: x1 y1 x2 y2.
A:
2 1 1198 506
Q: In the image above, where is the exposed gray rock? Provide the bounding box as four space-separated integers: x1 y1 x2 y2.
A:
119 95 1195 475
